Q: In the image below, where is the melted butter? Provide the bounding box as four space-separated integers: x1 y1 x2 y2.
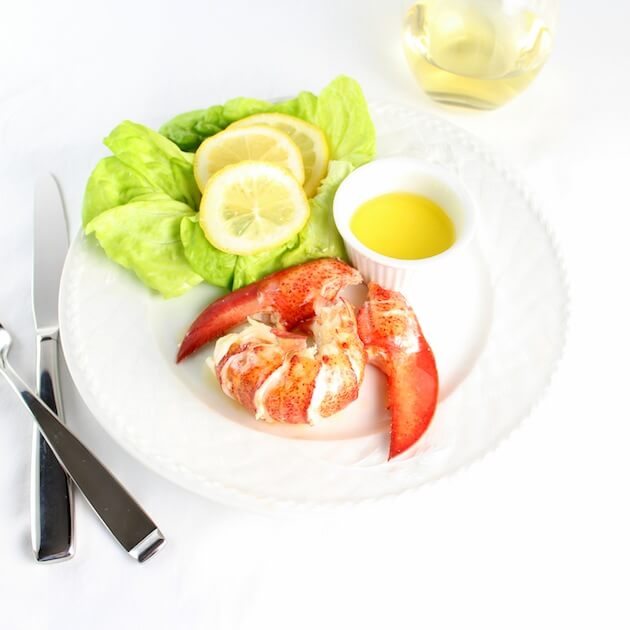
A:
350 192 455 259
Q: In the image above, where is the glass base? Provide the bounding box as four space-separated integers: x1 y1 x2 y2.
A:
425 91 500 110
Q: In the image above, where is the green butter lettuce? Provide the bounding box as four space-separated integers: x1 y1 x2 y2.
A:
180 215 236 288
85 195 202 298
82 121 203 297
103 121 200 211
160 91 319 152
82 121 199 228
315 78 375 168
161 76 376 290
82 156 156 227
158 107 227 153
82 76 375 297
280 161 353 267
159 76 372 164
231 234 301 290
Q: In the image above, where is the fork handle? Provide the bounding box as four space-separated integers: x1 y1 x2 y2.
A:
1 363 165 562
31 332 74 562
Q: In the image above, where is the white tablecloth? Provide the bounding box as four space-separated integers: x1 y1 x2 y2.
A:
1 1 628 628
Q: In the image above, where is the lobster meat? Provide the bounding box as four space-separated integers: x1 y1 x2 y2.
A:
213 298 366 424
177 258 438 458
176 258 362 362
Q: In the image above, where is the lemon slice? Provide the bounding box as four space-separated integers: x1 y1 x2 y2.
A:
230 113 329 197
199 161 310 255
194 125 305 192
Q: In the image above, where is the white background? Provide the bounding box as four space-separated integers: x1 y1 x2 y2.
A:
1 1 629 628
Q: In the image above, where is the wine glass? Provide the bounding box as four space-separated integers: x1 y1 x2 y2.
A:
402 0 559 109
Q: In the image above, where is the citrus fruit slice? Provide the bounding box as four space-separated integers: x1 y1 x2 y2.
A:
231 113 329 197
199 161 310 255
193 125 305 192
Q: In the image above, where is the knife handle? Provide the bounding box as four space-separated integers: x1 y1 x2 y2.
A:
31 332 74 562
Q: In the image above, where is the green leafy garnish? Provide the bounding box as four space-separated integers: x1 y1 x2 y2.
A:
159 92 319 153
82 156 156 227
180 215 236 289
85 195 202 298
82 76 375 297
161 76 374 166
315 78 376 168
162 76 375 289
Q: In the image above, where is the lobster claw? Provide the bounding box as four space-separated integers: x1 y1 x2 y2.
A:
357 283 439 459
176 258 363 362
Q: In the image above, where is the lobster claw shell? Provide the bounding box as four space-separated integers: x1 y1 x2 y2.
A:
357 283 438 459
176 258 362 362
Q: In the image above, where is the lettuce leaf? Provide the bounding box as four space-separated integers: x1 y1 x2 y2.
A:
83 76 375 297
280 161 353 267
82 121 200 228
160 76 373 166
315 77 376 167
160 92 318 152
85 195 202 298
180 216 236 289
157 106 227 153
82 156 156 227
82 122 203 298
232 234 300 290
103 121 200 211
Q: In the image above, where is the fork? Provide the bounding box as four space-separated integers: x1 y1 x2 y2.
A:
0 322 165 562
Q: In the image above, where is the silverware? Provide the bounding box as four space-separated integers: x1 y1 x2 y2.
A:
0 322 165 562
31 174 74 562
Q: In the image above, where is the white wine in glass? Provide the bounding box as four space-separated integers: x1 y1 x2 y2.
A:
403 0 557 109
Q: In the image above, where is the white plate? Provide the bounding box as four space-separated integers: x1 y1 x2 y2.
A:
59 103 568 511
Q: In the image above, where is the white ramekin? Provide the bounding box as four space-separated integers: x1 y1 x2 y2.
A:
333 156 477 291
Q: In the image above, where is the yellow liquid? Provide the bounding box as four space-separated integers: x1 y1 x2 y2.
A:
403 1 553 109
350 192 455 260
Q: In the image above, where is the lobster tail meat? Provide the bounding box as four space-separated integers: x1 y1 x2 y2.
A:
179 259 440 460
212 298 366 425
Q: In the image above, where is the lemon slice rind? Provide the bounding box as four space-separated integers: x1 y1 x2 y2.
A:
230 113 329 197
193 125 305 193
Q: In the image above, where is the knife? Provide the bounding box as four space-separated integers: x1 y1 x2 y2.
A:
31 174 74 562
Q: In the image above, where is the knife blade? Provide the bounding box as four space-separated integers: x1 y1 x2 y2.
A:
31 174 74 562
